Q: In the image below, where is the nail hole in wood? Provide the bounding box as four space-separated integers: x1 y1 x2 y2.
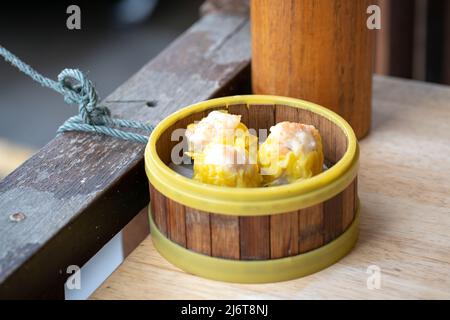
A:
146 100 157 107
9 212 26 222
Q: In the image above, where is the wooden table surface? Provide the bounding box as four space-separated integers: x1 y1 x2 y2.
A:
91 76 450 300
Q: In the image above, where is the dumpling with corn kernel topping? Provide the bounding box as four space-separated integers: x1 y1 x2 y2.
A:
192 143 262 188
258 121 324 186
185 110 257 157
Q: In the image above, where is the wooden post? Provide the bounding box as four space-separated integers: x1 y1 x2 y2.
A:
251 0 374 138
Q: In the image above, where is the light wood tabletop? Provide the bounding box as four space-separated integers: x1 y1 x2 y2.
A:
91 76 450 300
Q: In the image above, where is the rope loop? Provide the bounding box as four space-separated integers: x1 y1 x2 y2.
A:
58 68 111 126
1 45 152 143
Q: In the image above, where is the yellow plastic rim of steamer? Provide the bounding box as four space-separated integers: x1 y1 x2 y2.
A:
149 201 360 283
145 95 359 216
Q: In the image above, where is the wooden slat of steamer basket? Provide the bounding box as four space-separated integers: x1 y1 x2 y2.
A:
342 180 356 231
274 104 300 123
166 199 187 247
270 212 299 258
319 115 337 164
155 127 173 165
185 207 212 255
189 104 244 260
297 107 315 126
228 104 249 126
321 113 346 244
247 104 275 133
323 192 344 244
211 214 240 259
164 110 206 164
150 186 168 236
297 108 328 166
299 101 356 244
154 110 209 248
276 106 326 254
298 203 324 253
239 216 270 260
269 104 302 258
237 104 275 260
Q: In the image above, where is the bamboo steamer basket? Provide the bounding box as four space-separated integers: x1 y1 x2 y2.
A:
145 95 359 283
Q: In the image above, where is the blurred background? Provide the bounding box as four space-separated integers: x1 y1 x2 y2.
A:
1 0 449 299
375 0 450 82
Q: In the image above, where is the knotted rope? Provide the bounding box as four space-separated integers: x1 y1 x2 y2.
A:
0 45 153 143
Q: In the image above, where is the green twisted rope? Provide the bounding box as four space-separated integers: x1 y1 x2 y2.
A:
0 45 153 143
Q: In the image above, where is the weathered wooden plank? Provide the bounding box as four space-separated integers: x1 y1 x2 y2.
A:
0 13 251 299
122 207 150 257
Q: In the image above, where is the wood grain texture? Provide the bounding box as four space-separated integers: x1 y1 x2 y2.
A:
323 192 344 244
0 13 251 299
150 186 167 236
92 76 450 299
247 104 275 133
251 0 374 138
211 214 240 259
320 116 337 164
159 111 206 165
185 208 212 255
166 199 186 247
298 203 324 253
228 104 249 125
275 104 300 123
239 216 270 260
270 212 299 258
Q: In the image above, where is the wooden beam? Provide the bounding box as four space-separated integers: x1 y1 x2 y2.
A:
0 13 251 299
121 207 150 257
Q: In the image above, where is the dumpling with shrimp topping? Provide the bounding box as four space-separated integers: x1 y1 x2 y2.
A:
258 122 324 186
185 110 257 157
192 143 262 187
